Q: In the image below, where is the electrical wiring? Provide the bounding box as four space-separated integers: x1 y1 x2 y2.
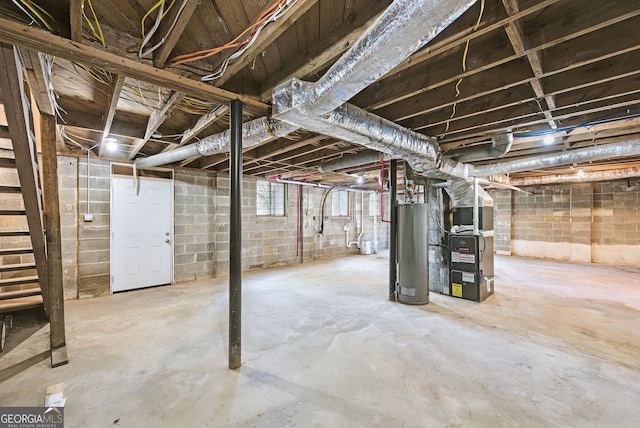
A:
12 0 55 32
443 0 485 136
169 0 294 76
139 0 189 59
82 0 106 47
137 0 178 59
200 0 296 82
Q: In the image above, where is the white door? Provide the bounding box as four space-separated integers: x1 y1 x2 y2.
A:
111 176 173 292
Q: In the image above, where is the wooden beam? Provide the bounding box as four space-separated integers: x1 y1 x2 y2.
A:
0 43 49 310
395 41 640 128
20 49 56 116
260 7 385 100
0 16 269 115
98 74 125 156
152 0 201 68
40 113 68 367
501 0 557 130
178 104 229 146
214 0 320 87
70 0 83 42
361 1 640 111
129 91 185 159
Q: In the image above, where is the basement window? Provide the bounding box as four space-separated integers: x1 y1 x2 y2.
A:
331 190 351 217
256 180 285 216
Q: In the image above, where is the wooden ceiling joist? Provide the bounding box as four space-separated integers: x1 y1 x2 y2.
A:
178 104 229 147
152 0 201 68
0 16 269 115
214 0 320 87
69 0 83 42
98 74 125 156
129 91 185 159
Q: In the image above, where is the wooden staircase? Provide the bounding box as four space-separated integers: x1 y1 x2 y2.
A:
0 43 67 366
0 150 43 313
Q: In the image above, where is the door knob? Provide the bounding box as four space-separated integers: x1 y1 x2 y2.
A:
165 239 171 244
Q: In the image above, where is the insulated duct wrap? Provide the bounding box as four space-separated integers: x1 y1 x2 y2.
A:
319 151 388 172
275 102 473 180
510 167 640 186
196 117 298 155
274 0 477 118
473 139 640 177
447 133 513 162
447 179 493 208
135 117 298 169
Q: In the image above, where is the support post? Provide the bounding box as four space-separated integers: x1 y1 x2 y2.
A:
229 99 243 370
389 159 398 301
40 113 68 367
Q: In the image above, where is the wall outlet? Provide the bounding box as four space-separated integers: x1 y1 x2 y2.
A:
83 213 94 222
66 204 73 211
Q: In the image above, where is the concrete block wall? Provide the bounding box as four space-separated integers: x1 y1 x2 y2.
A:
174 170 216 282
57 157 78 299
52 158 389 299
77 158 111 298
489 190 512 255
591 180 640 265
492 179 640 266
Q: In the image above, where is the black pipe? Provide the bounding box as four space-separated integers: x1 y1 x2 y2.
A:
229 99 242 369
389 159 398 301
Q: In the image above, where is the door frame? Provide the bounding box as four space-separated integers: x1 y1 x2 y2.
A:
109 163 175 293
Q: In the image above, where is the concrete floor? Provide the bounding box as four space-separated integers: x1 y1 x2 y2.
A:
1 253 639 427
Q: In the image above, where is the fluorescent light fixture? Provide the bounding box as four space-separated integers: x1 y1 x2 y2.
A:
543 135 554 145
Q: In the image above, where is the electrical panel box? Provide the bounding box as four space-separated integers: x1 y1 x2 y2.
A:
449 233 494 302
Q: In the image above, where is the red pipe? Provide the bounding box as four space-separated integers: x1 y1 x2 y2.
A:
381 161 390 223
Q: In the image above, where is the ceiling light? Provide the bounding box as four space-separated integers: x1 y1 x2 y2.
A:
356 175 365 184
543 135 554 145
105 138 118 151
576 169 585 178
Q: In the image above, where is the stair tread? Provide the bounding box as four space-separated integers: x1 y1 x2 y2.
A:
0 186 21 193
0 158 16 168
0 230 30 236
0 248 33 255
0 287 41 300
0 295 43 313
0 276 38 286
0 262 36 272
0 210 26 215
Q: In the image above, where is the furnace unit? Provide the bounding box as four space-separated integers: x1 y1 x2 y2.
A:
449 233 494 302
446 180 495 302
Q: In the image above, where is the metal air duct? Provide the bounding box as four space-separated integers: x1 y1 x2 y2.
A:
135 117 298 169
510 166 640 186
472 139 640 177
274 0 477 120
447 133 513 162
319 151 387 172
